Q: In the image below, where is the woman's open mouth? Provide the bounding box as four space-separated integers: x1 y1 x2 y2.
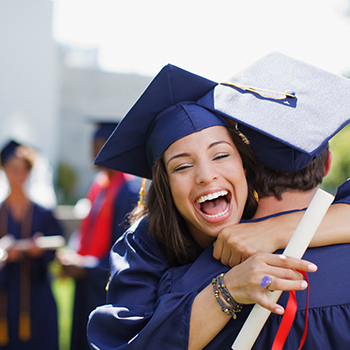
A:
195 190 230 219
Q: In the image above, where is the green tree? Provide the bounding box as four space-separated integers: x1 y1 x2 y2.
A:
322 123 350 194
56 162 77 204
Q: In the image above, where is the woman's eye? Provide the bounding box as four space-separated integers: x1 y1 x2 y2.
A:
214 153 230 161
173 164 191 172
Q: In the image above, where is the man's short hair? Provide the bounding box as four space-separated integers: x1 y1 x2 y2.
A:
254 145 329 200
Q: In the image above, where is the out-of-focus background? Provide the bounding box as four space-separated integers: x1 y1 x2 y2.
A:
1 0 350 208
1 1 350 349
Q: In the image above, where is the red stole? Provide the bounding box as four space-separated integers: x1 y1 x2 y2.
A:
78 171 126 259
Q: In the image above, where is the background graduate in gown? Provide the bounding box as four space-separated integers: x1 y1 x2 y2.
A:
0 140 63 350
56 121 140 350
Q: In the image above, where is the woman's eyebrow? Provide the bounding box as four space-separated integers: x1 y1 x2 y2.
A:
209 140 232 149
166 152 190 166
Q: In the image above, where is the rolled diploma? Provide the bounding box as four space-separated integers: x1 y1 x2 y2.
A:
11 235 66 251
232 188 335 350
35 235 66 250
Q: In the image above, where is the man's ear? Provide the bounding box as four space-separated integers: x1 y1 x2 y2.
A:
323 150 332 177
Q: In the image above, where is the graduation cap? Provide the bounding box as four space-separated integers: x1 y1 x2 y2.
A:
198 51 350 172
0 140 21 167
95 64 230 179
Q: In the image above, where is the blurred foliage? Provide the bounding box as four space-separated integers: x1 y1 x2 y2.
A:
56 162 78 204
51 273 75 350
322 123 350 195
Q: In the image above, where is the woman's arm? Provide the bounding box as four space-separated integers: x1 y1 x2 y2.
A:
213 203 350 267
214 180 350 267
188 253 317 350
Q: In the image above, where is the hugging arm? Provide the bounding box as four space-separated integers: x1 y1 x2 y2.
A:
214 181 350 267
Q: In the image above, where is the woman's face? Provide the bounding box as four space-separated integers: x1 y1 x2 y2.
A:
3 156 30 189
164 126 248 248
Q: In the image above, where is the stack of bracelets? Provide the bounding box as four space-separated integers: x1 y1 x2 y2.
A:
212 273 243 319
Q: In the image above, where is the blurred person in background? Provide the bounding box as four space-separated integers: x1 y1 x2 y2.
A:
0 140 64 350
56 121 140 350
0 145 58 209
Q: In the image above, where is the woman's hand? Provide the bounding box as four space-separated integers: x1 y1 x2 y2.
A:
223 252 317 314
213 214 302 267
213 221 282 267
188 252 317 350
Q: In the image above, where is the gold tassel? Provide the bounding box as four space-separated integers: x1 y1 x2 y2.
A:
253 190 259 204
137 178 147 208
233 122 250 145
0 316 9 346
105 275 111 291
18 311 31 342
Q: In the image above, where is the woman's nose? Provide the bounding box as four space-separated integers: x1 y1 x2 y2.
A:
195 162 218 185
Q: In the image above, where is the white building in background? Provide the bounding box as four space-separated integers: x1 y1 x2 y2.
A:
58 45 152 200
0 0 59 208
0 0 152 205
0 0 59 163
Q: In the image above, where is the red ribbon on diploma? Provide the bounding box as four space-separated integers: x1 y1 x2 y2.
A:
271 271 309 350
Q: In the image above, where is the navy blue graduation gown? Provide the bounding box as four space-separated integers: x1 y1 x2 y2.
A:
87 181 350 349
0 202 63 350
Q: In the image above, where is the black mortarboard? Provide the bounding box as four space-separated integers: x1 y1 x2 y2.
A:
0 140 21 167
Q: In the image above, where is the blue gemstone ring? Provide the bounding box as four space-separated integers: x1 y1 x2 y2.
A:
260 275 272 289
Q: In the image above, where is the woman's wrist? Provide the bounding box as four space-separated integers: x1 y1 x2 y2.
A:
212 273 242 319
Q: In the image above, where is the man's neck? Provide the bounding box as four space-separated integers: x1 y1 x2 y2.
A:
253 187 318 220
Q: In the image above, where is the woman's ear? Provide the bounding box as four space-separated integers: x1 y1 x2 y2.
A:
323 150 332 177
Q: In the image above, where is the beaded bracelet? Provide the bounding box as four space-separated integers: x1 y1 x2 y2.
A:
212 274 242 319
217 273 242 310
